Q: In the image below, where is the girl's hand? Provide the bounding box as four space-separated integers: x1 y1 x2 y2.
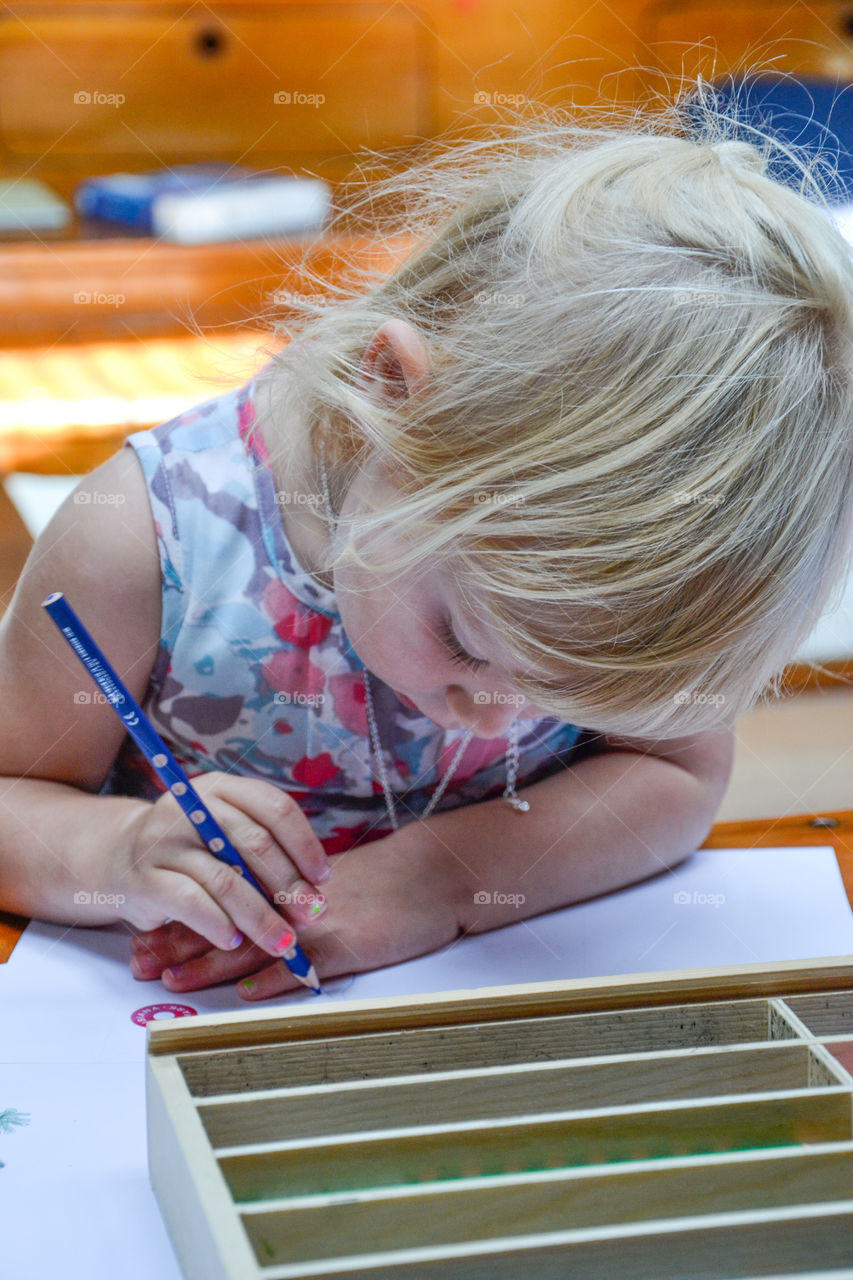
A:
116 771 332 963
128 825 462 997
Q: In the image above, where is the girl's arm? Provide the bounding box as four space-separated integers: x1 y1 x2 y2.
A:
0 448 330 943
131 724 734 996
431 724 734 933
0 447 162 920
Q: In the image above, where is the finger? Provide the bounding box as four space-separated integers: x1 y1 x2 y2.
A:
130 920 210 978
237 956 304 1000
237 929 349 1000
174 849 314 961
271 880 329 928
160 941 268 992
131 919 198 954
172 794 329 927
202 775 331 888
141 864 250 955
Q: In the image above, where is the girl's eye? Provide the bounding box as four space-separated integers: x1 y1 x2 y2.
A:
437 618 490 674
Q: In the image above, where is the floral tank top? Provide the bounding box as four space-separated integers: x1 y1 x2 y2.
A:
104 375 588 854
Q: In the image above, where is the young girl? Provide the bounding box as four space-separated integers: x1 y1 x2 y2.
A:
2 90 852 1001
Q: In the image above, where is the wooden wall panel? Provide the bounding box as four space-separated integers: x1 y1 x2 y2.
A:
643 1 853 83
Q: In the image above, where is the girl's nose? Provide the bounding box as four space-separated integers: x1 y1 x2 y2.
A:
446 685 523 738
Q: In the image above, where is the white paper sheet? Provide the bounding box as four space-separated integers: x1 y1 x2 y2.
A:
2 845 852 1279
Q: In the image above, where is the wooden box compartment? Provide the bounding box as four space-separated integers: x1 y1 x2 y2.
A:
147 958 853 1280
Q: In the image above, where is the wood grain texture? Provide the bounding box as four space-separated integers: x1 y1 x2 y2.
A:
176 1000 775 1096
0 907 29 962
216 1091 852 1201
0 232 413 347
642 0 853 83
238 1145 853 1268
783 991 853 1037
195 1041 818 1146
0 0 645 187
232 1204 853 1280
145 961 853 1057
147 978 853 1279
146 1055 259 1280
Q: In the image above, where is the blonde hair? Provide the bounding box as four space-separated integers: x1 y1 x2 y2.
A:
258 81 853 738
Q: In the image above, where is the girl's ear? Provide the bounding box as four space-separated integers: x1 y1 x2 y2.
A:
359 319 430 403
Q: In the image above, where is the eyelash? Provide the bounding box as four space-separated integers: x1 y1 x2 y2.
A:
438 619 490 674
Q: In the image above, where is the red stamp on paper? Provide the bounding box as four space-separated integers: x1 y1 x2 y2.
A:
131 1003 197 1027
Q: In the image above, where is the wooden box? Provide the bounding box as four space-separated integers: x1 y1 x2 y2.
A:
146 957 853 1279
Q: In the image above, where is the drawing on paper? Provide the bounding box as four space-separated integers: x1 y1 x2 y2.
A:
0 1108 30 1167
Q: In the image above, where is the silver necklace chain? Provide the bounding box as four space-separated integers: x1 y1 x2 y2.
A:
363 668 474 829
318 453 529 829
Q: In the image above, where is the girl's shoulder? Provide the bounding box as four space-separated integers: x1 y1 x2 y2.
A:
123 372 337 619
127 377 260 470
0 446 162 789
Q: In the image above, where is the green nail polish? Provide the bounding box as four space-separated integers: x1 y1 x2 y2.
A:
241 978 255 992
311 900 325 916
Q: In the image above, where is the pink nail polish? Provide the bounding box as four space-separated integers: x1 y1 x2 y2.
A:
164 965 184 980
276 929 294 952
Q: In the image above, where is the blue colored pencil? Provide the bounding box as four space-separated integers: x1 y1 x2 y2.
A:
42 591 321 994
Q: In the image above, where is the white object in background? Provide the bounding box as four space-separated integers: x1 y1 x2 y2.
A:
831 202 853 242
0 177 71 232
2 474 80 539
795 566 853 662
152 176 330 244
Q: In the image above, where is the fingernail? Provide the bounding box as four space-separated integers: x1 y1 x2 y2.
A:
240 978 256 993
315 864 332 884
130 956 144 977
164 965 184 980
275 929 294 952
230 932 244 949
310 899 327 917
